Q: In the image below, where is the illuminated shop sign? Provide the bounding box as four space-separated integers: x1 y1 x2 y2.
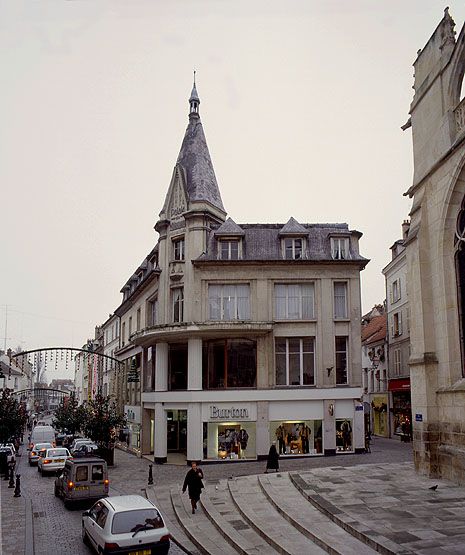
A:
209 405 250 420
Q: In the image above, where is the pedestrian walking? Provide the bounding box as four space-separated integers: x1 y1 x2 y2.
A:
265 441 279 473
182 461 204 514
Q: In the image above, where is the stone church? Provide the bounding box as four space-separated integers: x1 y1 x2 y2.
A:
405 8 465 483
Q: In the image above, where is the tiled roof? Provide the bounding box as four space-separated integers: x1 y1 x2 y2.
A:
197 222 367 262
361 314 387 344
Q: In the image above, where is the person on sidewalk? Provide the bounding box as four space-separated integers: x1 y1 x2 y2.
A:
265 441 279 473
182 461 204 514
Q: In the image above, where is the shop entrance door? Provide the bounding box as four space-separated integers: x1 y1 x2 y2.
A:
167 410 187 453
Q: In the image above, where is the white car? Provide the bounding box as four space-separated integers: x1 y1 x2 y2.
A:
29 442 54 465
0 445 16 467
70 438 93 453
82 495 170 555
38 447 72 475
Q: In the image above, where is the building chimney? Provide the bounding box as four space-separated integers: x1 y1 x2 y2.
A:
402 219 410 240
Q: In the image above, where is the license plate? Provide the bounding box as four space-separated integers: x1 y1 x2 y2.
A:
129 550 151 555
55 459 64 463
74 486 89 491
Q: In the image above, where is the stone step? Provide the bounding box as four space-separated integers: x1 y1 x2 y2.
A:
202 479 280 555
170 486 239 555
289 472 406 555
146 485 201 555
227 475 327 555
258 473 377 555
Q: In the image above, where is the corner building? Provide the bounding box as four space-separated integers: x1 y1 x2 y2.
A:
131 83 368 463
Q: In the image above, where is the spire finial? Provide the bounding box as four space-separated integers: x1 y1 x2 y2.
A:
189 71 200 118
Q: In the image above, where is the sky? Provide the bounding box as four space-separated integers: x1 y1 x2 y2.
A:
2 0 465 381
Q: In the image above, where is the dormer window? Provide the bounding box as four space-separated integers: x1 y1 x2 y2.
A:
173 237 185 261
331 237 350 260
283 238 303 260
219 239 240 260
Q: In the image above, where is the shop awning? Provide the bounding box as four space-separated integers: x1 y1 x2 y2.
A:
389 378 410 391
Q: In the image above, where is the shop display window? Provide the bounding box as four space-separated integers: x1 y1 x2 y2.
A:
203 422 256 460
269 420 323 455
335 418 353 452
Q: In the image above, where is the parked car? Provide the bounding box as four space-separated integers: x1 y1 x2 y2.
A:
73 443 99 458
38 447 72 475
69 438 93 453
55 457 109 508
0 445 16 467
81 495 170 555
28 442 54 465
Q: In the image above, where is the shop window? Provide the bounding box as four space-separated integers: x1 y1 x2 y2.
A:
202 339 256 389
168 343 188 390
219 239 240 260
335 336 348 384
172 288 184 323
275 337 315 386
275 283 314 319
335 418 353 452
270 421 322 455
208 284 250 321
145 347 155 392
334 282 348 319
203 422 256 460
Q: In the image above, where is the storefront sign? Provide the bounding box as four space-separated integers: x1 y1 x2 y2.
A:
210 405 249 420
202 403 256 422
388 378 410 391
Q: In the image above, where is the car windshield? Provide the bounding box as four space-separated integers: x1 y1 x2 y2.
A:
47 449 68 457
34 444 52 450
111 509 164 534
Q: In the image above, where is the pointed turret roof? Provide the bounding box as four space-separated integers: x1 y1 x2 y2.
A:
279 217 308 235
173 80 225 213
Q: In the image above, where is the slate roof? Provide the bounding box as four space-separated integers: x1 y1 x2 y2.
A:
175 115 225 213
279 217 308 235
214 218 245 236
197 222 367 262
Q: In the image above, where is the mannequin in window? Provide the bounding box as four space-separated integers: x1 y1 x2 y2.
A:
275 425 285 455
341 420 352 450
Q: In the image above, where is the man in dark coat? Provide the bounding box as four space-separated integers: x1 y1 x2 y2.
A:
265 441 279 473
182 461 204 514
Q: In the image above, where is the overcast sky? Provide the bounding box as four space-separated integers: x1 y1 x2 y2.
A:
2 1 465 381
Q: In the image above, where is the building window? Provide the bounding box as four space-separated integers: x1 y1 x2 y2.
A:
136 308 141 332
173 238 185 261
275 337 315 386
335 336 348 384
275 283 314 320
168 343 188 390
121 322 126 347
208 284 250 321
392 279 401 303
334 282 348 319
202 339 256 389
283 238 303 260
148 298 158 326
393 312 402 336
394 348 401 376
331 237 350 260
172 288 184 322
128 316 132 338
219 240 239 260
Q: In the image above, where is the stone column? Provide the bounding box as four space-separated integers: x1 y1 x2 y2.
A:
353 403 365 453
154 403 167 464
256 401 269 459
188 338 202 391
187 403 202 463
323 399 336 455
155 342 168 392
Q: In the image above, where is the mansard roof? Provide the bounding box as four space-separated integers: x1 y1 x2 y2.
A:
214 217 245 236
196 222 367 263
278 217 308 236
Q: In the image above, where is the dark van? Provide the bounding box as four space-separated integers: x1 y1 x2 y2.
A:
54 457 109 508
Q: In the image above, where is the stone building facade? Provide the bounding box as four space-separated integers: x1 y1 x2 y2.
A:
404 8 465 483
114 81 369 464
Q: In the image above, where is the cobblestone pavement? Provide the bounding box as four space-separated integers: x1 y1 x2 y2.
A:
0 436 411 554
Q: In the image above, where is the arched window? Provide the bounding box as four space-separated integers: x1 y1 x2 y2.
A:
454 200 465 376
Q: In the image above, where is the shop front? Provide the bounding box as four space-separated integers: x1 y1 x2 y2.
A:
123 405 141 454
202 403 257 461
371 394 389 437
389 378 412 440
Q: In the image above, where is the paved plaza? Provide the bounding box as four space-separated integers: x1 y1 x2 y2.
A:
2 438 465 554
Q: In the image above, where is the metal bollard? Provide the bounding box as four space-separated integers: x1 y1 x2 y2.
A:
14 474 21 497
148 464 154 485
8 467 15 488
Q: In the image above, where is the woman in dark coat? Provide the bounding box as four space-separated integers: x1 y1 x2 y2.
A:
182 461 204 514
265 441 279 473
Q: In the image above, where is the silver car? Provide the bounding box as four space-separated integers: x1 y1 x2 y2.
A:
28 442 53 465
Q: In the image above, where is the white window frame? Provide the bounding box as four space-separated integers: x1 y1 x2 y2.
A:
331 237 350 260
208 284 250 321
282 237 305 260
392 279 401 303
275 337 315 386
333 282 348 319
275 283 315 320
218 239 240 260
172 288 184 322
394 348 401 376
148 298 158 326
173 237 185 261
393 312 402 336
